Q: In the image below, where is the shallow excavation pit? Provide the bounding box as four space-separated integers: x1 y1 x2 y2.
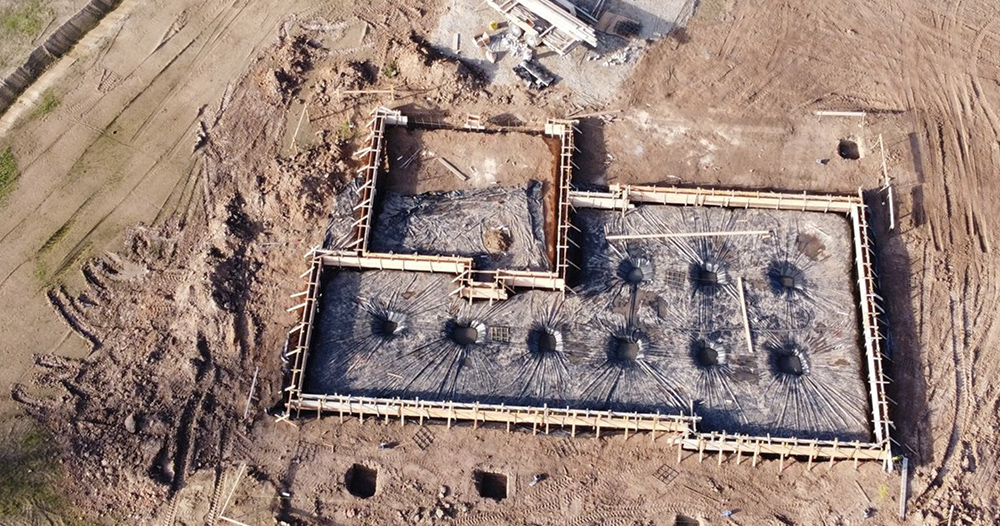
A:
767 261 807 298
617 255 652 285
528 325 563 355
345 464 378 498
838 138 861 160
691 339 725 369
608 330 647 363
290 106 890 462
770 341 810 378
475 470 508 501
448 320 486 346
690 259 730 295
371 311 408 338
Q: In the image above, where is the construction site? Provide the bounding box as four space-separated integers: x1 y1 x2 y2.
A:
284 105 891 466
2 0 999 524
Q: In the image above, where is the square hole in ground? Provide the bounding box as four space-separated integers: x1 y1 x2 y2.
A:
475 470 507 501
345 464 377 498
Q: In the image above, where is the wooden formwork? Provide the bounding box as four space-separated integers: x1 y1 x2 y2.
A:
678 432 888 467
283 257 324 411
286 391 890 463
568 189 633 211
349 108 394 252
850 199 893 453
610 184 861 213
292 393 694 438
283 109 893 465
318 249 473 275
546 118 576 292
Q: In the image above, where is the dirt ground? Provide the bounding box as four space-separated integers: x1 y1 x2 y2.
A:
383 128 554 194
1 0 999 524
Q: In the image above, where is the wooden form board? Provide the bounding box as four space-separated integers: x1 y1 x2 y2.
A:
850 202 893 447
496 270 565 290
610 184 860 213
288 393 890 462
678 434 888 462
318 250 473 274
568 190 633 210
548 118 576 287
294 394 693 435
284 258 324 403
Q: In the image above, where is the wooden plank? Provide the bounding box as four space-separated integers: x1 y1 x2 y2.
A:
676 438 886 461
737 277 754 355
613 184 859 213
851 205 888 445
814 110 867 117
568 191 632 210
295 395 693 433
899 456 909 519
606 230 769 241
515 0 597 45
320 253 472 274
437 157 468 181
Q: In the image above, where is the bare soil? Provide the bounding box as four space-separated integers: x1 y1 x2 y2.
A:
383 128 554 194
0 0 998 524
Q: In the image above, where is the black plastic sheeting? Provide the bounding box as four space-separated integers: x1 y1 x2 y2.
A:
305 199 872 442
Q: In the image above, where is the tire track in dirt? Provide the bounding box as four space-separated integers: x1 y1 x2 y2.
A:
901 4 1000 513
0 32 207 257
129 1 253 143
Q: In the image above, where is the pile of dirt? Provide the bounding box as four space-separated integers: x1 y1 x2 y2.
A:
7 13 567 521
10 31 360 521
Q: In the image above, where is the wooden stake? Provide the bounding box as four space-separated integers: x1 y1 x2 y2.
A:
737 277 754 354
899 456 909 520
218 463 247 520
854 480 870 502
437 157 469 181
814 110 867 117
290 101 309 153
242 366 259 421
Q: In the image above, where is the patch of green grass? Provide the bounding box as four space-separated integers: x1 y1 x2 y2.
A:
0 0 47 38
381 60 399 78
40 222 71 253
0 146 18 205
33 259 48 282
33 89 61 117
336 119 358 142
0 424 64 519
